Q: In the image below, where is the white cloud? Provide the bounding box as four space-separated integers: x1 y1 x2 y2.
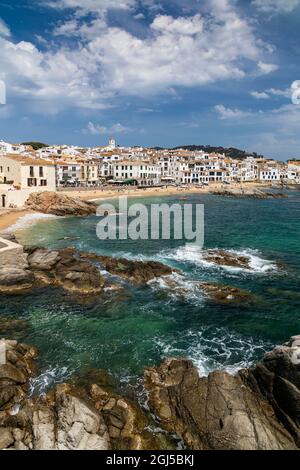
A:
250 91 270 99
151 14 204 35
0 0 278 114
214 105 251 119
134 13 145 20
258 61 278 74
252 0 300 14
0 18 10 38
267 87 292 98
85 121 131 135
251 87 292 100
45 0 136 14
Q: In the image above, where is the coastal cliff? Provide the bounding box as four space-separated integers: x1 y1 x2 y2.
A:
0 337 299 450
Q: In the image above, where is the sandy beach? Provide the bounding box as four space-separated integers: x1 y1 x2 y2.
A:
0 209 35 232
0 181 285 233
58 181 272 202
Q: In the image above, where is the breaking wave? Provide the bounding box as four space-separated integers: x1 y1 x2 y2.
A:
153 327 272 377
160 245 277 275
148 272 205 306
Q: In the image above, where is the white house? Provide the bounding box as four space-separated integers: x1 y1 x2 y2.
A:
113 161 161 186
0 154 56 207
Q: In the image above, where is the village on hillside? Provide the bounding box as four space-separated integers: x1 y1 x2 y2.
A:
0 138 299 208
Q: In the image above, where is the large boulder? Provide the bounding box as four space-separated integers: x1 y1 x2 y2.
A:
0 266 35 293
0 340 38 413
243 335 300 447
27 247 105 294
144 337 300 450
25 192 97 216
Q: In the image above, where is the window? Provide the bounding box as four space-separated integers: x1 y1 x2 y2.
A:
40 180 47 186
30 166 34 177
39 167 44 177
28 178 37 187
7 167 9 172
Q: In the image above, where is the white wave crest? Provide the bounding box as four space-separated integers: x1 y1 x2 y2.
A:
153 327 271 377
160 245 277 274
4 213 58 234
148 272 205 306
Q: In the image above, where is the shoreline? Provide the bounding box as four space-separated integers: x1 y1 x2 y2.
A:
0 181 292 233
59 180 280 202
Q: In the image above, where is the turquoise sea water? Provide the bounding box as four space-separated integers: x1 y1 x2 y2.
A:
1 192 300 394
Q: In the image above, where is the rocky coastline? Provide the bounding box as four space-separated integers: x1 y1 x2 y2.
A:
212 188 288 199
1 191 299 450
0 336 299 450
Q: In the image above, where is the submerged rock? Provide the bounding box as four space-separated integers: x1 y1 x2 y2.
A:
200 282 257 305
212 188 288 199
201 249 252 269
25 191 97 217
145 336 300 450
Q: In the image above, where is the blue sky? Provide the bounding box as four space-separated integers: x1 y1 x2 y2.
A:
0 0 300 158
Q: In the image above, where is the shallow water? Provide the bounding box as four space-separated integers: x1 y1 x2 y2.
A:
1 192 300 394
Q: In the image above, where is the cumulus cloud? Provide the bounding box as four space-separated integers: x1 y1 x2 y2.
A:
151 14 204 35
250 91 270 99
85 121 131 135
214 105 251 119
258 61 278 74
251 87 292 100
45 0 136 14
0 18 10 38
252 0 300 14
0 0 278 114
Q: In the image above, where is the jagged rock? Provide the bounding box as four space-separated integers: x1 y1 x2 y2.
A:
25 191 97 216
0 340 38 413
0 341 175 450
0 267 35 293
243 335 300 447
0 428 14 448
144 347 300 450
2 337 300 451
27 249 61 271
26 247 105 294
201 250 252 269
200 282 256 305
81 253 176 283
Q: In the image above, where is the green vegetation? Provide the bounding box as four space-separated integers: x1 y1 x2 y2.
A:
154 145 265 160
21 141 48 150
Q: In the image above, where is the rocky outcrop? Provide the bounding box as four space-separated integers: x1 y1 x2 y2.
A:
83 253 176 283
212 188 288 199
1 337 300 450
201 249 252 269
0 266 35 293
0 244 178 295
0 341 175 450
145 336 300 450
26 247 105 295
0 340 38 412
200 282 257 305
25 192 97 216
